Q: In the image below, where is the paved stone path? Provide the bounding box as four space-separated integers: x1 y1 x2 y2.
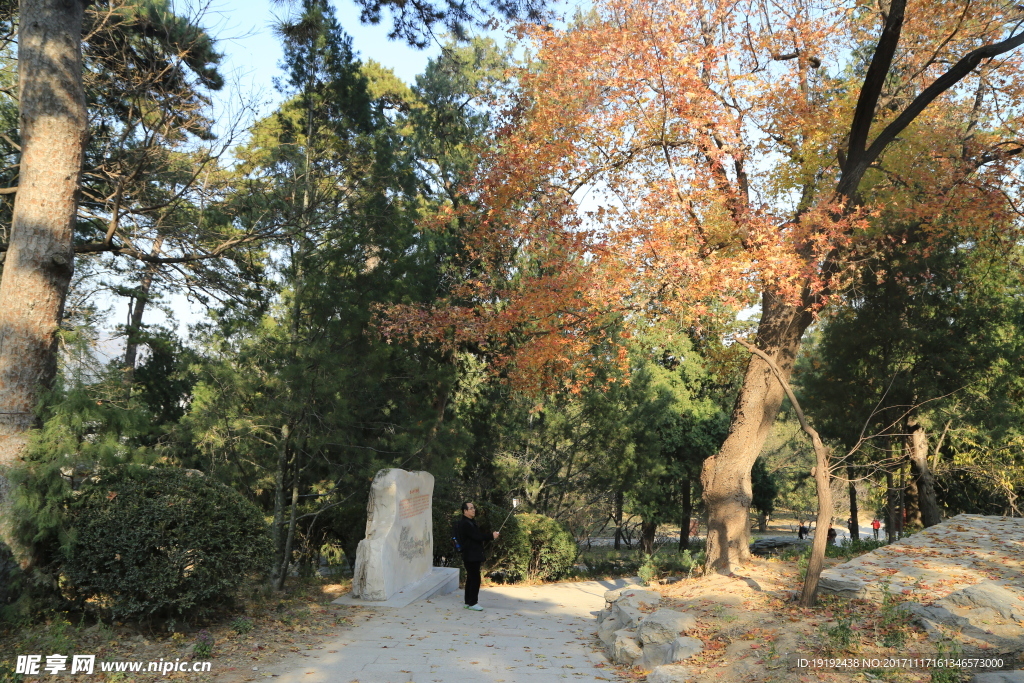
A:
820 514 1024 603
266 578 638 683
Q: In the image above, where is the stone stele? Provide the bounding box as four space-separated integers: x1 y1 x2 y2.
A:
351 468 434 601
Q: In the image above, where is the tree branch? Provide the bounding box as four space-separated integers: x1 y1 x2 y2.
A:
842 0 908 177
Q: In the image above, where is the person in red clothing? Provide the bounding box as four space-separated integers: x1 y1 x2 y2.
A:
871 518 881 540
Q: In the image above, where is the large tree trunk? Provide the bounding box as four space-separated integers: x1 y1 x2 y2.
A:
701 291 813 573
907 419 941 527
732 337 832 606
0 0 88 568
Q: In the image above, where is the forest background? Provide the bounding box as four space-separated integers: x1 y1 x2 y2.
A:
0 0 1023 623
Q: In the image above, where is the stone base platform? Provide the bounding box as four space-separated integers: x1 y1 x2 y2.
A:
819 514 1024 602
820 514 1024 655
333 566 459 608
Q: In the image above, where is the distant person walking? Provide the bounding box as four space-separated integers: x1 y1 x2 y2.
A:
455 502 499 611
871 518 881 540
797 520 808 540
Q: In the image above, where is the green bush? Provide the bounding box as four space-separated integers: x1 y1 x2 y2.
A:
488 513 577 582
63 465 272 621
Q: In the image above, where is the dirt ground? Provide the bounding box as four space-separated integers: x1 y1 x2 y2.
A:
641 557 945 683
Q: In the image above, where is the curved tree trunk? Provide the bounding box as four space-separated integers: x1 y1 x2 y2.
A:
801 456 833 607
732 338 833 606
701 291 813 573
0 0 88 569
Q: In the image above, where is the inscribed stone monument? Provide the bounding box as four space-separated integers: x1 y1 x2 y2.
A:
351 468 434 601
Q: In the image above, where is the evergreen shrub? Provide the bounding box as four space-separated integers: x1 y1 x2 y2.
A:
489 513 577 582
63 465 271 621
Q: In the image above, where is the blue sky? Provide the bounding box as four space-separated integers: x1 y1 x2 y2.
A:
205 0 442 122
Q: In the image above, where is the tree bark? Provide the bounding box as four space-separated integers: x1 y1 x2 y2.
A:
613 489 623 550
0 0 88 569
848 465 859 541
276 447 301 590
885 469 896 542
907 419 942 527
639 519 657 556
898 460 906 537
271 423 291 584
701 291 813 573
679 476 692 551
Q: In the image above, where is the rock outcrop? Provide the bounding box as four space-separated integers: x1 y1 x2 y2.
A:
594 586 703 674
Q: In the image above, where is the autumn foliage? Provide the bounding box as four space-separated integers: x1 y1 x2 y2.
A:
383 0 1024 387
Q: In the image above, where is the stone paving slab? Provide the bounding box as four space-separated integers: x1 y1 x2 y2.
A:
820 514 1024 603
263 578 639 683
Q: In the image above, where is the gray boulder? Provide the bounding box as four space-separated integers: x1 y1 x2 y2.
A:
944 582 1024 622
615 588 662 610
639 642 673 669
637 609 698 644
749 537 811 557
670 636 703 661
613 602 644 629
972 674 1024 683
612 629 642 666
903 582 1024 652
598 612 625 646
646 664 693 683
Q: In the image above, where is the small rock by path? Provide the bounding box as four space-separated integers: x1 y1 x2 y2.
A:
261 578 640 683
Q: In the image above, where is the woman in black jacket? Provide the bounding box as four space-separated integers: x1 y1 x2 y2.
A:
455 502 498 611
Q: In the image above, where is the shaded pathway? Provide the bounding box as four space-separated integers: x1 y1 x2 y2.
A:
265 578 639 683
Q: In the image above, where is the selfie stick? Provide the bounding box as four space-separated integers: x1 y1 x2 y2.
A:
496 498 519 534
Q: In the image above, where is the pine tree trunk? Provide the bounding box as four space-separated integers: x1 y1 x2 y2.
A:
640 519 657 556
679 476 692 551
885 469 896 542
271 424 291 584
122 238 164 382
701 291 813 573
276 450 301 590
907 419 941 527
613 489 623 550
898 460 906 537
0 0 88 569
848 465 859 541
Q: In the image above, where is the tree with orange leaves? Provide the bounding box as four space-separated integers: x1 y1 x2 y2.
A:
383 0 1024 573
